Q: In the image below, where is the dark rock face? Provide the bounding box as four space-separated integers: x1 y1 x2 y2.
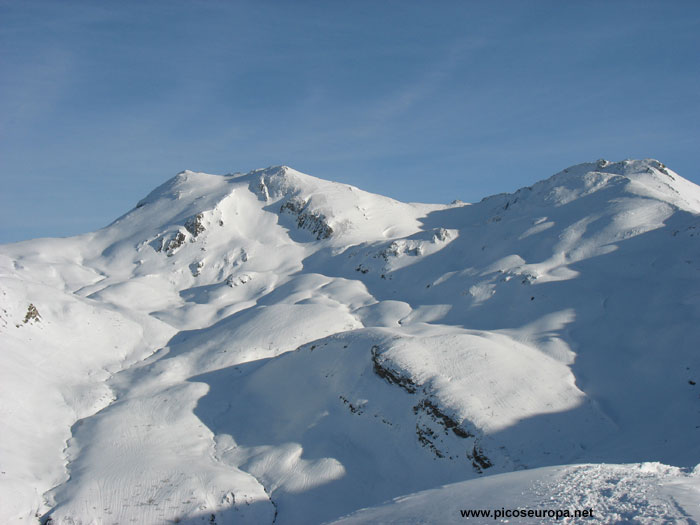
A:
280 198 333 240
469 445 493 472
184 214 205 237
22 303 40 324
164 232 187 256
413 399 473 439
371 345 417 394
371 344 492 471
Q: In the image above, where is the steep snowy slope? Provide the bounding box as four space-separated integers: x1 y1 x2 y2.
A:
1 160 699 524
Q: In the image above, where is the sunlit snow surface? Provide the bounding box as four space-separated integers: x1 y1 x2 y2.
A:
1 161 699 524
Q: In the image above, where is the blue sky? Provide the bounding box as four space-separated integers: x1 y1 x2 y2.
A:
1 0 699 243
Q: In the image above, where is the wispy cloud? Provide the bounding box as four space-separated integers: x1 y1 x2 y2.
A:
353 37 487 136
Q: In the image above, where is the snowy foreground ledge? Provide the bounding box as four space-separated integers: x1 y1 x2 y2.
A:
331 463 700 525
1 160 700 524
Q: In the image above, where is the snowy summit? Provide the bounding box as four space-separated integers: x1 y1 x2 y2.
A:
1 159 699 524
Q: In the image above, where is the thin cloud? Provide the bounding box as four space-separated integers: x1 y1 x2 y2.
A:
353 37 488 136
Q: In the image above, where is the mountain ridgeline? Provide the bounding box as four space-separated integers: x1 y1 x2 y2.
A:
1 159 699 524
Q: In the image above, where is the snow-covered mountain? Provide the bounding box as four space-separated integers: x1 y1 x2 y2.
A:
1 160 699 524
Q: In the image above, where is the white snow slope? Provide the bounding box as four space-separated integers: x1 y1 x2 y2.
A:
1 160 699 524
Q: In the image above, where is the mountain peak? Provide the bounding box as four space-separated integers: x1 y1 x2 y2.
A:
561 158 668 175
551 158 700 213
476 158 700 215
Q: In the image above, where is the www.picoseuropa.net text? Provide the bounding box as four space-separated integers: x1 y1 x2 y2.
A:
460 507 595 520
